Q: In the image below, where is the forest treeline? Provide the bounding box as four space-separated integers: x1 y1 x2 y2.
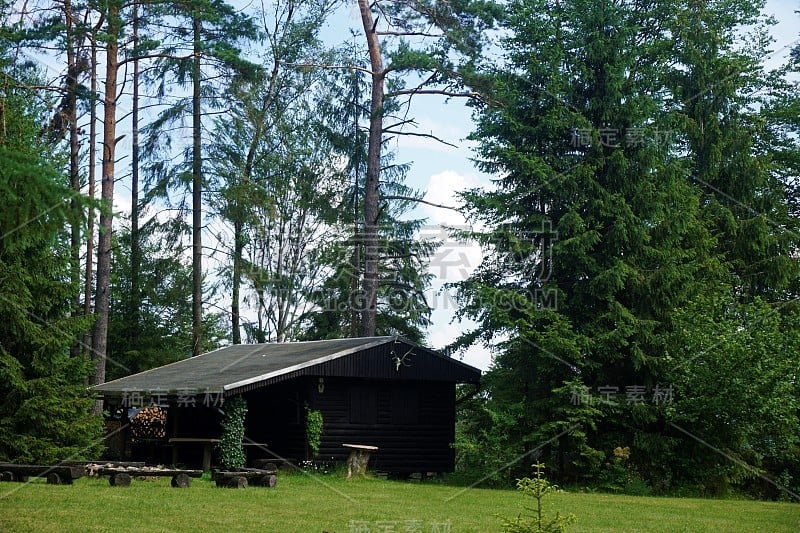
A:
0 0 798 499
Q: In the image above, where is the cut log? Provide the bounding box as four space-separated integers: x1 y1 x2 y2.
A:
78 461 145 468
170 473 191 488
257 474 277 488
227 476 247 488
253 458 293 470
109 473 132 487
260 462 278 472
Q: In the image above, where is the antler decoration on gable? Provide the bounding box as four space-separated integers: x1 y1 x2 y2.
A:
390 340 414 372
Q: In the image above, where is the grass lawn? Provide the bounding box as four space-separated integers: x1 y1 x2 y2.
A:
0 472 797 532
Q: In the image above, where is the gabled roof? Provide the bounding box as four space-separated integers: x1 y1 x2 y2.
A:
93 336 481 398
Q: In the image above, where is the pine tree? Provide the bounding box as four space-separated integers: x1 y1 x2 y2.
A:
140 0 259 355
106 222 226 381
300 64 435 343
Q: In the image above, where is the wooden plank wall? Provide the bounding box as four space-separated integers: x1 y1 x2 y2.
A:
312 377 456 473
244 382 309 463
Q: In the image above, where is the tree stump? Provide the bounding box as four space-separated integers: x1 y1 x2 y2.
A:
258 474 277 488
109 473 132 487
343 445 378 479
171 473 191 488
46 473 62 485
227 476 247 488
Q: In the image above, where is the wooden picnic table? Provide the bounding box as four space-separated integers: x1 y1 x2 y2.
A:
342 444 379 478
169 437 220 472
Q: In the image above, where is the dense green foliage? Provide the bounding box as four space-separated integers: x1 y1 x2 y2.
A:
454 0 800 499
216 395 247 470
305 404 323 459
299 66 436 343
0 46 102 462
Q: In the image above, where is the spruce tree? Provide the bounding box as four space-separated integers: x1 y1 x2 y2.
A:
455 0 713 480
456 0 800 493
0 48 102 463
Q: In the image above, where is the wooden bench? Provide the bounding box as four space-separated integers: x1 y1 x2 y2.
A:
94 467 203 488
212 468 278 489
0 463 84 485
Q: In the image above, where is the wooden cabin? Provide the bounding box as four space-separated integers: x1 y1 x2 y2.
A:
94 337 481 474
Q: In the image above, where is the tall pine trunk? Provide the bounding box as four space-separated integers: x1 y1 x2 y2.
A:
191 12 203 356
83 26 98 359
232 217 242 344
91 0 120 411
231 53 281 344
64 0 81 356
358 0 383 337
130 4 141 347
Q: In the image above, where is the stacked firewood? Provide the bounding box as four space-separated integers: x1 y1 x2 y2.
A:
130 406 167 441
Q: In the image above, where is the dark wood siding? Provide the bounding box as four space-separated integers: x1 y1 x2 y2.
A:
311 377 456 473
242 380 311 463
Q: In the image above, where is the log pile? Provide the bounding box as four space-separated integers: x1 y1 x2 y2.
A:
130 406 167 441
84 462 146 476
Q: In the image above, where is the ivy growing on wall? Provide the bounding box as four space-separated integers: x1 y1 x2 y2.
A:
216 395 247 469
305 403 323 459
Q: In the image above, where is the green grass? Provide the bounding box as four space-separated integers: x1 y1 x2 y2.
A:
0 473 797 532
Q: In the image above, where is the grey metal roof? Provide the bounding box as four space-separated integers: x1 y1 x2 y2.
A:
93 337 480 397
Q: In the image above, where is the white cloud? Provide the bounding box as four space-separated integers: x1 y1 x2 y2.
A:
413 169 497 371
427 314 493 372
